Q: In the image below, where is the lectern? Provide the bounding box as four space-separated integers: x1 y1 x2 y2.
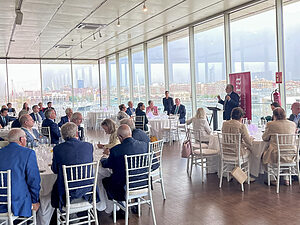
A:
207 106 221 131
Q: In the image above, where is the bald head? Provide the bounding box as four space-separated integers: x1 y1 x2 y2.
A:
117 124 132 142
119 118 135 131
8 128 26 146
291 102 300 115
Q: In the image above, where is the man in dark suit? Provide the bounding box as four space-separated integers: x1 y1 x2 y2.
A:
7 103 16 116
43 101 55 112
171 98 186 124
58 108 73 127
51 122 95 209
288 102 300 129
119 118 150 143
217 84 240 120
0 128 40 217
125 101 135 117
42 109 61 144
30 105 43 123
71 112 84 141
0 108 9 128
11 110 28 128
163 91 174 115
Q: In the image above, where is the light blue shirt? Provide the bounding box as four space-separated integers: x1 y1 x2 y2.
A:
294 113 300 125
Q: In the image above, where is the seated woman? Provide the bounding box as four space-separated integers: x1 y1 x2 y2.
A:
117 104 130 121
135 102 148 131
186 108 211 142
146 100 158 116
23 102 30 112
222 107 253 156
97 119 120 152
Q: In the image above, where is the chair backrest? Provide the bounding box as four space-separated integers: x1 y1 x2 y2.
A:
188 128 203 152
0 141 9 148
62 161 99 207
148 140 164 170
135 116 145 130
40 127 51 145
218 133 241 161
124 152 153 194
168 115 179 130
0 170 12 216
274 134 300 164
145 130 151 138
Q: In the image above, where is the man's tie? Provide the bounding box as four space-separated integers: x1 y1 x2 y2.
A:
175 106 179 114
2 116 6 124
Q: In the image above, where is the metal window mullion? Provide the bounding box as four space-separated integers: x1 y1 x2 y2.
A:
5 59 9 102
98 59 102 107
128 48 134 102
116 53 121 105
224 12 232 83
39 59 43 102
143 43 150 103
105 56 110 106
189 26 197 115
70 60 74 109
163 35 169 91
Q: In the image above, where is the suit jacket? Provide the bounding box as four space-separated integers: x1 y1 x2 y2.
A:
0 115 9 127
51 138 94 209
30 112 42 123
0 143 40 217
78 126 84 141
39 111 45 120
125 108 135 117
288 114 300 129
171 104 186 124
135 108 148 131
132 129 150 143
21 127 41 147
58 115 70 127
42 118 61 144
218 91 240 120
11 119 21 128
42 107 55 113
262 120 296 164
163 97 174 115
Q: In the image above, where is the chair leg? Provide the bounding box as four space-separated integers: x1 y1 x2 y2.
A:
186 156 190 174
289 167 292 186
65 209 70 225
113 202 117 224
32 210 37 225
247 161 250 185
88 209 91 225
241 183 244 192
189 155 193 177
149 191 157 225
201 156 204 183
267 164 270 186
125 202 129 225
276 169 280 194
138 198 141 217
219 162 223 188
93 202 99 225
160 171 167 200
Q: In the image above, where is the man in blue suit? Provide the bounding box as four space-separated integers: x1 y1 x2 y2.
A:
119 118 150 143
125 101 135 117
0 108 9 128
171 98 186 124
217 84 240 120
11 110 28 128
51 122 95 209
20 114 42 147
0 128 40 217
71 112 84 141
58 108 73 127
30 105 43 123
42 109 61 144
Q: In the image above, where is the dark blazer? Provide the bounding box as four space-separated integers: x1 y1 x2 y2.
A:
0 115 9 127
0 143 40 217
288 114 300 129
42 118 61 144
163 97 174 115
39 111 45 120
78 126 84 141
42 107 55 113
58 116 69 127
30 112 42 123
11 119 21 128
126 108 135 117
101 137 149 201
218 91 240 120
51 138 94 209
135 108 148 131
132 129 150 143
8 108 16 113
171 104 186 124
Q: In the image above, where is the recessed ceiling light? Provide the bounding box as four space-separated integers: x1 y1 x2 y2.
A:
143 2 147 12
93 33 96 41
99 30 102 38
117 18 121 27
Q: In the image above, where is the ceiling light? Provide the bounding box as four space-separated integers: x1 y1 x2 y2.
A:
117 18 120 27
80 41 83 48
93 33 96 41
143 2 147 12
99 30 102 38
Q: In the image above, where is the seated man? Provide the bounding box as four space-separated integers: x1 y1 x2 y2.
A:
119 118 150 143
71 112 84 141
101 124 149 201
51 122 95 209
288 102 300 129
7 102 16 116
0 108 9 128
42 109 61 144
58 108 73 127
20 114 41 147
37 102 46 120
43 101 55 112
0 128 40 217
30 105 43 123
125 101 135 117
11 110 29 128
171 98 186 124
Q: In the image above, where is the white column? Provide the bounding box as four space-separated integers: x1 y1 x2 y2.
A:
116 53 121 105
128 48 134 102
189 26 197 115
39 59 43 102
143 43 150 103
105 56 110 106
98 59 102 107
163 35 170 91
224 13 232 83
5 59 9 102
70 60 74 109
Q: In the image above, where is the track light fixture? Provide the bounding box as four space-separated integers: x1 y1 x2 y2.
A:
99 30 102 38
93 33 96 41
117 18 120 27
80 41 83 48
143 2 147 12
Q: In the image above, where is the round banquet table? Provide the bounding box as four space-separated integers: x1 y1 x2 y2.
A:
148 117 170 140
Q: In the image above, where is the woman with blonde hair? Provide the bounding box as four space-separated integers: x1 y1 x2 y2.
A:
186 107 211 142
97 118 120 150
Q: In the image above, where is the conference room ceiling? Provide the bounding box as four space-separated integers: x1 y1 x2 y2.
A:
0 0 267 61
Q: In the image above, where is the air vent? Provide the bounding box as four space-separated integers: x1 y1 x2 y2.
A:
76 23 106 30
55 44 74 49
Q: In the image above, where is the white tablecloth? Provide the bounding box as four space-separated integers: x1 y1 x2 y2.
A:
148 118 169 139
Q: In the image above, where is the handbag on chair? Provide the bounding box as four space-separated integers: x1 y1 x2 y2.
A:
231 152 247 184
181 131 191 158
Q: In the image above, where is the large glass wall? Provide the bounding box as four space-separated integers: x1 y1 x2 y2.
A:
108 56 117 106
148 38 165 111
99 58 107 107
7 60 41 111
168 29 191 112
72 61 99 115
0 60 7 104
230 2 277 122
132 45 146 105
284 0 300 114
119 51 130 104
42 61 72 117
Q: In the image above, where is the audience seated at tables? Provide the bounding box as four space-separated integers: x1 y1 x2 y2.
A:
43 101 55 112
126 101 135 117
135 102 149 131
58 108 73 127
51 122 97 209
71 112 84 141
0 108 9 128
288 102 300 129
0 128 40 217
23 102 30 112
30 105 43 123
7 102 16 116
262 102 282 122
171 98 186 124
186 107 211 142
42 109 61 144
117 104 130 121
20 114 41 147
222 107 253 156
146 100 158 116
11 110 29 128
101 124 150 202
97 118 120 151
163 91 174 115
120 118 150 143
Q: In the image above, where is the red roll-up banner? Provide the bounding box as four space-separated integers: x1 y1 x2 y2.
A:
229 72 252 120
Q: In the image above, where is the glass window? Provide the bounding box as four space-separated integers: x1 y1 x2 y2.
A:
148 38 165 111
108 56 117 107
230 1 277 123
41 61 72 117
284 0 300 114
0 60 7 104
168 29 191 112
7 60 42 111
132 45 146 104
99 59 107 107
119 51 130 104
72 60 99 115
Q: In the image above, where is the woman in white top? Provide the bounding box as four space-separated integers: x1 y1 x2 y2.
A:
117 104 130 121
186 107 211 142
